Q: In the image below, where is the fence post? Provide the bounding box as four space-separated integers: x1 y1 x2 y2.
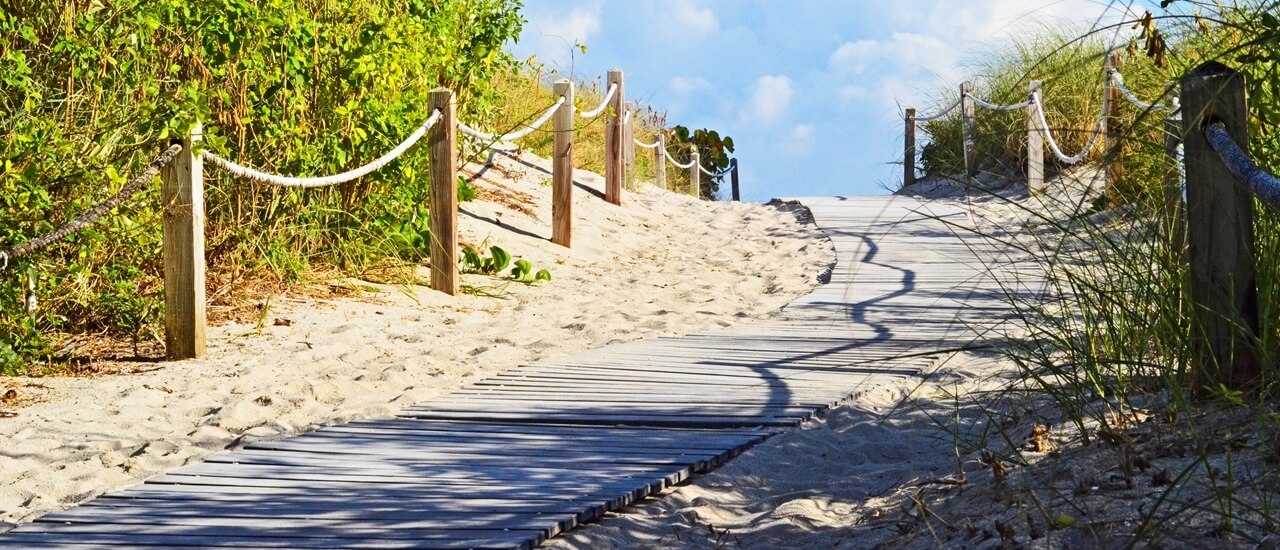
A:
624 101 636 189
961 81 976 180
730 158 740 201
604 69 624 205
903 108 916 188
656 133 667 190
552 79 575 247
1027 80 1044 191
689 150 700 198
1105 52 1125 205
428 88 458 296
161 122 207 360
1180 61 1260 391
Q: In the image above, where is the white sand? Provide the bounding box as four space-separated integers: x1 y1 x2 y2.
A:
0 151 834 525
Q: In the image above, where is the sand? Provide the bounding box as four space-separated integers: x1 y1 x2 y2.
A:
0 151 834 526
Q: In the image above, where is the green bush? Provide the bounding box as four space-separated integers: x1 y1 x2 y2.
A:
0 0 524 372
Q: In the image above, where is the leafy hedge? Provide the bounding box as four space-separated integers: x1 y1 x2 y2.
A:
0 0 524 371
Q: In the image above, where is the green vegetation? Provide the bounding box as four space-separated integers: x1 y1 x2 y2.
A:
913 1 1280 544
0 0 524 372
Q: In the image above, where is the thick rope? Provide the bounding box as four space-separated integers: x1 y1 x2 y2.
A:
698 163 734 177
207 110 442 188
459 96 566 144
623 109 632 127
1205 122 1280 207
1108 69 1169 112
912 96 963 122
633 137 660 149
664 148 696 169
1031 90 1108 165
964 92 1031 112
578 83 617 119
0 144 184 266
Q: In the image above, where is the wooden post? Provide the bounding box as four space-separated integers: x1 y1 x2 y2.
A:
903 108 916 188
624 100 636 188
552 79 575 247
1027 80 1044 191
1105 52 1125 205
161 122 207 360
656 133 667 190
961 81 977 180
428 88 458 296
1164 110 1186 252
689 150 700 198
604 69 624 205
730 158 740 201
1180 61 1259 391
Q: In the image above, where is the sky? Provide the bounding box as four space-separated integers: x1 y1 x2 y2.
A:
509 0 1158 201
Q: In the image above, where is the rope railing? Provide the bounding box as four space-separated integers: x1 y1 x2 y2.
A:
1204 122 1280 206
633 137 660 149
1108 69 1171 112
0 144 184 268
664 148 696 169
964 92 1032 112
578 83 617 119
698 163 733 177
458 96 566 145
1031 90 1109 165
205 110 443 187
912 96 962 122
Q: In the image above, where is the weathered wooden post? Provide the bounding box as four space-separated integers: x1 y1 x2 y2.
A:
624 101 636 188
1180 61 1259 391
656 133 667 190
961 81 977 180
161 122 207 360
1027 80 1044 191
689 149 700 198
604 69 624 205
903 108 916 188
730 158 740 201
428 88 458 296
553 79 575 247
1105 52 1125 205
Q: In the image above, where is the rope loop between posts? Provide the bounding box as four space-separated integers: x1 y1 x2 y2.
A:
206 109 442 187
633 137 660 149
0 143 184 266
1108 69 1170 112
664 148 696 169
1031 90 1108 165
698 163 734 177
458 95 566 145
578 83 617 119
964 92 1031 112
1205 122 1280 207
912 96 962 122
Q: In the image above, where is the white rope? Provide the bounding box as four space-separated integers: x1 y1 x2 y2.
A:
205 110 442 188
964 92 1031 112
623 109 632 126
912 96 962 122
1108 69 1168 112
664 148 696 169
1030 90 1108 165
698 163 733 177
579 83 617 119
459 95 567 144
0 252 7 270
634 138 660 149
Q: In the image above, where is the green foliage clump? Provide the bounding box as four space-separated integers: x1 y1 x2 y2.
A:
0 0 525 373
668 126 735 200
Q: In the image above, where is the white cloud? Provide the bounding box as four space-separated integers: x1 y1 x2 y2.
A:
743 74 793 125
789 124 814 141
669 76 713 96
670 0 719 34
783 123 815 158
521 4 603 69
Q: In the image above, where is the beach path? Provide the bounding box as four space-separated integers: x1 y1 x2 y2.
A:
1 195 1019 549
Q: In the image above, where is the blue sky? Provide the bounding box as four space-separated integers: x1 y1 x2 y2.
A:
509 1 1155 201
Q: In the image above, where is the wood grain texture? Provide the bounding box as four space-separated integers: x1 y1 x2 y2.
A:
161 123 207 360
428 88 458 295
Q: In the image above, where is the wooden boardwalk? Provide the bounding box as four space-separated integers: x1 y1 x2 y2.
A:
1 196 1019 549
